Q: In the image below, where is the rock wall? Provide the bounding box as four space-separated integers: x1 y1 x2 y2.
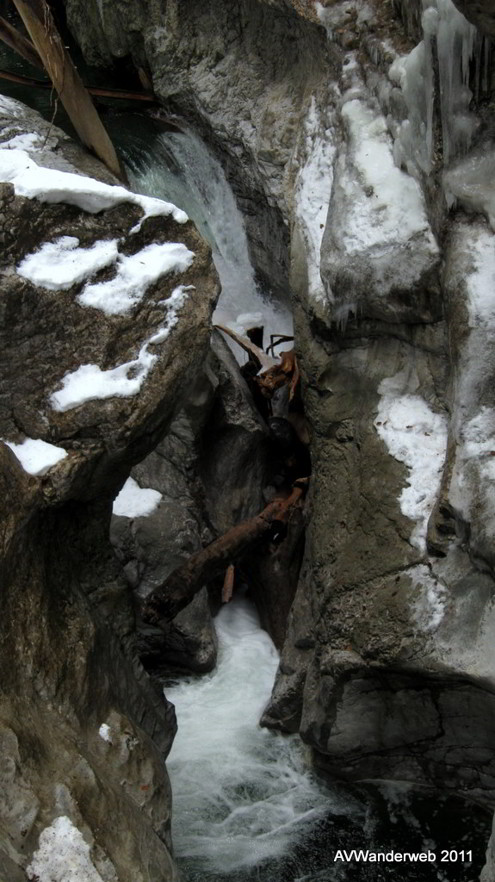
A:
0 99 218 881
21 0 495 876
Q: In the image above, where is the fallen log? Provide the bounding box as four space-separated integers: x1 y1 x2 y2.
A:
0 14 42 69
0 66 157 102
11 0 125 180
142 478 309 625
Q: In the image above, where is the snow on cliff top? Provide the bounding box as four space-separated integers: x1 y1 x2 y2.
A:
0 140 188 227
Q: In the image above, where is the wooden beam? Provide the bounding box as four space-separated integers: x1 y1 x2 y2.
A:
10 0 125 180
0 14 43 69
0 66 157 102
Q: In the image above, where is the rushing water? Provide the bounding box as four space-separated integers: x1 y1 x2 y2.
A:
165 597 490 882
114 117 293 348
165 595 356 880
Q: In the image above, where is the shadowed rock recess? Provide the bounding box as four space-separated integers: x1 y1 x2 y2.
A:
4 0 495 877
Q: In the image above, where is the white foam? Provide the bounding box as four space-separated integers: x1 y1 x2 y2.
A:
166 595 341 874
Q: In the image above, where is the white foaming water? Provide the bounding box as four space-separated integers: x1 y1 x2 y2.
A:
165 596 335 877
124 128 292 348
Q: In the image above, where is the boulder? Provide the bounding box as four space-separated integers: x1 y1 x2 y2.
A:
0 97 218 881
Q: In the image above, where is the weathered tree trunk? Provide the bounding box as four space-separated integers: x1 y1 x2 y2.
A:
10 0 125 180
142 480 308 625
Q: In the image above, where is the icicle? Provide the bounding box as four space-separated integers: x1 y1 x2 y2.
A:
434 0 478 164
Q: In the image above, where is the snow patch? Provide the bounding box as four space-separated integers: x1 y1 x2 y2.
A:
0 146 188 226
112 477 162 518
78 242 194 315
50 284 191 411
3 438 68 475
17 236 119 291
375 371 448 551
294 97 335 302
410 565 448 632
340 98 436 261
26 816 105 882
98 723 112 744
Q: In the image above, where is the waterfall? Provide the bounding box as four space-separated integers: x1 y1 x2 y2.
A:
121 125 293 347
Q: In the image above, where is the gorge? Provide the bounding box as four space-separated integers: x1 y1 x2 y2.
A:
2 0 495 880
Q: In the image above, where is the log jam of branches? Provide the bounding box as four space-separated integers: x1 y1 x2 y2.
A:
142 479 309 626
11 0 125 180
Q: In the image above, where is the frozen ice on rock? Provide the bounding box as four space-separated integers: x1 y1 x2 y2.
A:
410 565 448 632
0 145 188 225
50 284 192 411
294 96 335 302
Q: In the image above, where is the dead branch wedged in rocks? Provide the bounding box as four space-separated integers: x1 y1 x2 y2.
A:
214 323 277 372
11 0 125 180
0 14 42 68
222 563 235 604
0 66 157 102
141 479 309 626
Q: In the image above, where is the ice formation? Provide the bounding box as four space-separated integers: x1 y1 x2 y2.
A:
390 0 484 175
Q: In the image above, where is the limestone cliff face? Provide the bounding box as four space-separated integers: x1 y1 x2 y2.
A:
62 0 495 810
0 100 218 881
32 0 495 873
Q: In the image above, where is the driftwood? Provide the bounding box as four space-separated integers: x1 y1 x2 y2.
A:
221 563 235 604
10 0 125 180
257 349 300 401
0 14 41 68
0 67 156 102
214 323 277 372
142 479 308 625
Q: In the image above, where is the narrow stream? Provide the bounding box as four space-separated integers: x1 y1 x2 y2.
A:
166 597 490 882
165 595 355 881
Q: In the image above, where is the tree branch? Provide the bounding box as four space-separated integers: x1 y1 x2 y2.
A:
141 479 308 625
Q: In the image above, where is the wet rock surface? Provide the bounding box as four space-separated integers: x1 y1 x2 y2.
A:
0 100 217 881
